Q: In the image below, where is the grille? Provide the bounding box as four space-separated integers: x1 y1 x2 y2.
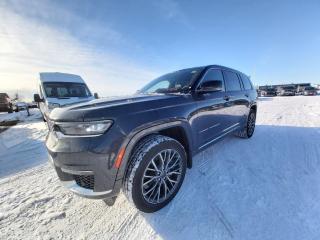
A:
73 175 94 190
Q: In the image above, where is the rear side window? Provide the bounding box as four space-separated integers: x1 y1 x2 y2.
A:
200 69 225 91
223 71 242 91
241 74 253 90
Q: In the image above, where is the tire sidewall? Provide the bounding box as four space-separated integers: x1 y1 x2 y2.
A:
246 110 256 138
131 139 187 213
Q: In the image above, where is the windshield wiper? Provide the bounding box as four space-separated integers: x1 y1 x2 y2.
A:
155 86 190 94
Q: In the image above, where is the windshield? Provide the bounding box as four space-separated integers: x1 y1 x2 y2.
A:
140 67 204 94
43 82 92 98
0 94 9 100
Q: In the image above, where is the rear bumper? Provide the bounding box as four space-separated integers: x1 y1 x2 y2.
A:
46 126 127 199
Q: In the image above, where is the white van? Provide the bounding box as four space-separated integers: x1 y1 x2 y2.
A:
34 72 96 121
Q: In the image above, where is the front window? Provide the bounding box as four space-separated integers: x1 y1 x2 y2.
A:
0 94 9 101
43 82 92 98
140 67 204 94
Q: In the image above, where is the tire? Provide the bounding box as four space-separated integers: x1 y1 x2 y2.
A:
8 104 13 113
124 135 187 213
15 107 19 112
235 109 256 138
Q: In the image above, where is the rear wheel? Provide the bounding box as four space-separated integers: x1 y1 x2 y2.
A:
124 135 187 213
235 109 256 138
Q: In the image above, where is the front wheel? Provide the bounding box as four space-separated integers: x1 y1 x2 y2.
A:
124 135 187 213
235 109 256 138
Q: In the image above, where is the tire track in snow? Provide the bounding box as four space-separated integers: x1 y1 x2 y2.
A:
210 201 234 238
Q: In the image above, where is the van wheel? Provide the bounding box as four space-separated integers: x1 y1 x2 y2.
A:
124 135 187 213
236 109 256 138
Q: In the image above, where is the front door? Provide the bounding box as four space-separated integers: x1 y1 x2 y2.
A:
192 68 230 148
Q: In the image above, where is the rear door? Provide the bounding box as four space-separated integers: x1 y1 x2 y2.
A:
222 70 247 128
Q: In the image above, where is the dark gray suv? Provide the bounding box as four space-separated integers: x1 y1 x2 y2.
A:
44 65 257 212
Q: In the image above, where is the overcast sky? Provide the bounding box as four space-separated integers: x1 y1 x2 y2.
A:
1 0 320 98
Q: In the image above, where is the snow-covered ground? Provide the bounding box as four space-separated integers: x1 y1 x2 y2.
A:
0 108 41 123
1 96 320 240
0 109 47 177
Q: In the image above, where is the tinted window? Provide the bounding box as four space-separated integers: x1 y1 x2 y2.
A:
223 71 242 91
200 69 225 91
241 74 253 90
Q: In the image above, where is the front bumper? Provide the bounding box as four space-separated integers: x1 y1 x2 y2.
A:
46 126 126 199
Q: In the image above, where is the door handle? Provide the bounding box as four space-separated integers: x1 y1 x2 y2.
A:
224 95 230 101
245 94 249 97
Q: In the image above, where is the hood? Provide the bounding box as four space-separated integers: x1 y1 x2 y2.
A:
49 93 185 122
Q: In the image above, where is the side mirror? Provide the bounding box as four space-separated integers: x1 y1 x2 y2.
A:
34 93 43 102
94 93 99 99
197 80 223 93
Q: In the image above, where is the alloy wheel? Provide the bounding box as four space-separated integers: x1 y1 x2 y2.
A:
141 149 183 204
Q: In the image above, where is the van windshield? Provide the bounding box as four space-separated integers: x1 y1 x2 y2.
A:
43 82 92 98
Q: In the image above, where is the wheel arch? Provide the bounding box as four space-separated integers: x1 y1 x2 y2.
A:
116 121 194 182
250 104 257 113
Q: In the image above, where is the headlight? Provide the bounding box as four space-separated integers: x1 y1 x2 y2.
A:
48 103 60 109
55 120 113 136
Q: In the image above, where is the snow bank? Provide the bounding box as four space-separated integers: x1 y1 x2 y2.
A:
0 96 320 240
0 109 42 123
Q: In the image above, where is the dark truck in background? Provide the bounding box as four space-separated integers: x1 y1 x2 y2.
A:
42 65 257 213
0 93 16 113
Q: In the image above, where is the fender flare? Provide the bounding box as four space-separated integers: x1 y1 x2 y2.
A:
115 120 193 181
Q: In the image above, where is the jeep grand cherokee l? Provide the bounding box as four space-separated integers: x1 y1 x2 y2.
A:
44 65 257 213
